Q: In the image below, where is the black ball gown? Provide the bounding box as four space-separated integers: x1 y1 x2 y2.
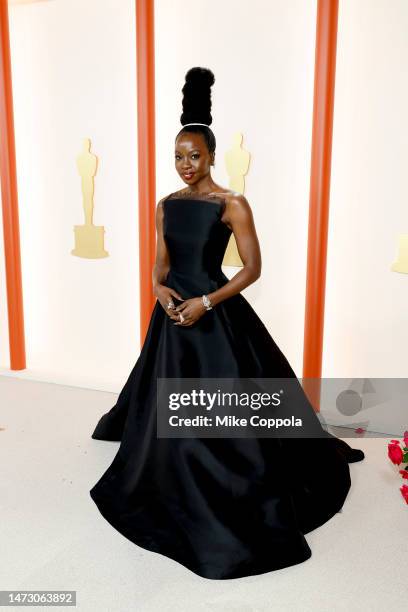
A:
90 191 364 580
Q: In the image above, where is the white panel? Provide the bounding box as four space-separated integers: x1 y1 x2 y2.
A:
155 0 317 376
3 0 139 390
326 0 408 376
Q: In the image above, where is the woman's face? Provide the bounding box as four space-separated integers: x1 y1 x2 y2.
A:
175 132 214 186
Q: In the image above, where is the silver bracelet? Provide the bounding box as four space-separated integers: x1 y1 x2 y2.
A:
202 294 213 310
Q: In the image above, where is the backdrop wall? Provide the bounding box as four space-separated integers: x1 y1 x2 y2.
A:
0 0 406 391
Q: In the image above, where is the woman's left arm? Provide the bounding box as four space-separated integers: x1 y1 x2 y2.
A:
206 193 262 307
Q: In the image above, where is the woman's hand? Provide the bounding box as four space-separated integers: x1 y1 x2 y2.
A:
173 297 207 327
155 284 185 322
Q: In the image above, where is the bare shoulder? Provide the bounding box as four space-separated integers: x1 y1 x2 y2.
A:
224 192 253 219
224 192 250 206
156 196 168 221
157 194 171 209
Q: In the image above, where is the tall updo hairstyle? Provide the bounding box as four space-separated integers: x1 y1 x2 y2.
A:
176 67 216 159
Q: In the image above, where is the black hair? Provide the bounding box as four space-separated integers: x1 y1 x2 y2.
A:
176 67 216 155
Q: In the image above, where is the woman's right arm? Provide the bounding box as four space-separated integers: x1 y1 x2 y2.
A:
152 198 184 318
152 198 170 296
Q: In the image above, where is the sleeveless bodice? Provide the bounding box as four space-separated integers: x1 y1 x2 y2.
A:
162 192 233 297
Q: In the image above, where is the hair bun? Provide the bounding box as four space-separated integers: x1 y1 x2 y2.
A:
180 66 215 127
184 67 215 88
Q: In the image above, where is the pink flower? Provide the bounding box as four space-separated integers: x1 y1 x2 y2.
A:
399 469 408 480
400 484 408 504
404 430 408 447
355 427 365 434
388 442 403 465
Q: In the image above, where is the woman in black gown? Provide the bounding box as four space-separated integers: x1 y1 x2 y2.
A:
90 67 364 580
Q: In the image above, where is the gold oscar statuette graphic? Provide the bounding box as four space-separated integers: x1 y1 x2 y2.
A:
72 138 109 259
391 234 408 274
222 133 251 267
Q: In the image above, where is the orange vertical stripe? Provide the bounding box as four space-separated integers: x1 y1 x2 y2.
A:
303 0 339 410
135 0 156 345
0 0 26 370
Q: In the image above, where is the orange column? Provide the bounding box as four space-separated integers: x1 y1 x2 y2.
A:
0 0 26 370
135 0 156 345
303 0 339 410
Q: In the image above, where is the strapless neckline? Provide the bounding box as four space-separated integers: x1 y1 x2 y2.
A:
165 191 227 203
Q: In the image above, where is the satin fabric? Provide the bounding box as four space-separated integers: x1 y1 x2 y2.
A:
90 193 364 580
